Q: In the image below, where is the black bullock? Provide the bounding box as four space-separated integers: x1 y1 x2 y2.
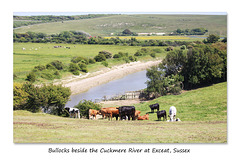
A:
118 106 135 120
149 103 159 113
157 110 167 121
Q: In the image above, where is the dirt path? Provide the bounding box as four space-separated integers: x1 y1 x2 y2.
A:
56 60 161 95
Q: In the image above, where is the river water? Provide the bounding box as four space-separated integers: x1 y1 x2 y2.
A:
65 70 148 107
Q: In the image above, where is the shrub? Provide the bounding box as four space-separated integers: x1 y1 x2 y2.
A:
74 100 101 119
26 72 36 82
50 60 64 70
99 50 112 59
72 70 80 75
69 62 80 72
94 54 106 62
46 63 56 70
78 63 88 73
113 54 121 58
102 61 109 67
134 51 143 56
89 58 96 64
34 65 46 71
128 56 137 62
71 56 89 64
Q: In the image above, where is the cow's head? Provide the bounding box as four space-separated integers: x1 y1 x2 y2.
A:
169 114 176 122
97 110 101 115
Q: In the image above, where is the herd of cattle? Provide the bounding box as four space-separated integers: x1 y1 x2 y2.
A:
64 103 180 122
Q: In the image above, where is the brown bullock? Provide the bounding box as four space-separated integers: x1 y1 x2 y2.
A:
135 110 141 118
100 107 119 121
89 109 101 120
137 114 149 120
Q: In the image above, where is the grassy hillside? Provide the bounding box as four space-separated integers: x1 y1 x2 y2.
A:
13 82 227 143
14 14 227 36
134 82 227 121
14 43 166 82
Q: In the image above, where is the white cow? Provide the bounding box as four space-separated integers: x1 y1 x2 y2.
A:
169 106 177 122
65 107 80 119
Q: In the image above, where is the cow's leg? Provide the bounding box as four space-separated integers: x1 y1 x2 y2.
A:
128 115 130 121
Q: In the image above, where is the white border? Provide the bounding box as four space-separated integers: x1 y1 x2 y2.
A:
2 0 239 161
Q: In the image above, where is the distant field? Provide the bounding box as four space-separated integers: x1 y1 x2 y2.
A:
13 82 227 143
14 14 227 36
13 43 166 82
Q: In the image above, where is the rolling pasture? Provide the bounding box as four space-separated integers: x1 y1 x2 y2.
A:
14 14 227 36
14 43 166 82
13 82 227 143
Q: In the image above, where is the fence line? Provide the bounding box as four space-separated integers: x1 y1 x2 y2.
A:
96 90 144 102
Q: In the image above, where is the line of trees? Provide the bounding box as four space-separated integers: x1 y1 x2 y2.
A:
146 41 227 98
13 31 194 47
172 28 208 35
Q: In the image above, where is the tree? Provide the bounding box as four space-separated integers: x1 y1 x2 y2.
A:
13 83 29 110
204 34 220 43
40 84 71 115
146 66 183 98
122 29 132 35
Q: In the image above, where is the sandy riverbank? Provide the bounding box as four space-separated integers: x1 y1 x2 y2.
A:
57 60 161 95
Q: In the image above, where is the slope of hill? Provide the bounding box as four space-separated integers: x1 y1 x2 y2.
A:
13 82 227 143
14 14 227 36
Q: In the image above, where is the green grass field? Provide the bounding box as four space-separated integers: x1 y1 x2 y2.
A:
14 14 227 36
13 82 227 143
14 43 166 82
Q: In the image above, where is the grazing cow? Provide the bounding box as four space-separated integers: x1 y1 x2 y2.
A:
157 110 167 121
138 114 149 120
169 106 177 122
89 109 101 120
149 103 159 113
22 48 26 50
64 107 80 119
66 47 71 49
135 110 141 118
100 107 119 121
118 106 136 120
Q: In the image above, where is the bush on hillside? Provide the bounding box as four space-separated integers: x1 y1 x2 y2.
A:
94 54 106 62
99 51 113 59
74 100 101 119
26 72 36 82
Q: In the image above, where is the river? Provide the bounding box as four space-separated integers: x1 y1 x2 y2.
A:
65 70 148 107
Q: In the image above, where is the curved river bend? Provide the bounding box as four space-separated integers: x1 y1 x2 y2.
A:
65 70 148 107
